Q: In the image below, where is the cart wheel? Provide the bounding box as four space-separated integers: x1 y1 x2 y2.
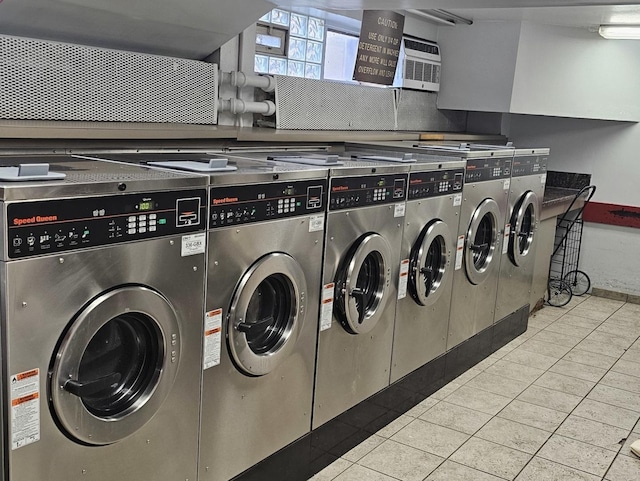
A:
546 279 572 307
563 270 591 296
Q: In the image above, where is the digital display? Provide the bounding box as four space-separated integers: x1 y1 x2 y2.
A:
138 201 153 211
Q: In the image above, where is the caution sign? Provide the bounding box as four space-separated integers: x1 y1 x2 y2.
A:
11 368 40 450
203 309 223 370
320 283 335 331
353 10 405 85
397 259 410 300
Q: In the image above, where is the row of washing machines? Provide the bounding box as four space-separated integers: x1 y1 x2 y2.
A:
0 143 546 481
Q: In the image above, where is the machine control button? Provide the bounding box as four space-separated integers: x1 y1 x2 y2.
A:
128 216 136 222
128 228 136 234
149 214 157 220
149 226 157 232
139 227 147 233
138 215 147 221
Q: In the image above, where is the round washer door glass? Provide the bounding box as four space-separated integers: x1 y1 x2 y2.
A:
228 252 307 377
465 198 500 285
336 233 392 334
50 286 180 446
410 220 452 306
509 190 538 267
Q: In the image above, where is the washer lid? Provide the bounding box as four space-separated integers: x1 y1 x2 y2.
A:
465 198 501 285
410 220 452 307
50 286 180 445
227 252 307 377
509 190 538 267
335 233 393 335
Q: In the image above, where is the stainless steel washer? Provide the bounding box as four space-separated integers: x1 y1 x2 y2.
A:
346 142 514 349
494 148 548 323
74 151 329 480
220 151 410 429
345 147 466 382
0 155 207 481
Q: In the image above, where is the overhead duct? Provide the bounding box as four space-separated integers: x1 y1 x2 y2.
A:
0 0 274 59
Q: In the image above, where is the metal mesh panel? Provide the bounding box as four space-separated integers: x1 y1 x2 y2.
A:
274 76 396 131
0 35 217 124
395 90 467 132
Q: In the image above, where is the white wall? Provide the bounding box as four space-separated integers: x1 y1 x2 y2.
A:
512 23 640 121
505 114 640 295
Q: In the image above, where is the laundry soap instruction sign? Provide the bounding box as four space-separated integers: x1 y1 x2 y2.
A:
353 10 405 85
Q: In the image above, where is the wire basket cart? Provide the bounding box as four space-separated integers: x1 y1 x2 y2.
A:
546 185 597 307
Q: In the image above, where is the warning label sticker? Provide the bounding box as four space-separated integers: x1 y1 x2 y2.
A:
503 179 511 191
541 173 547 185
397 259 410 300
455 235 465 270
394 203 406 218
453 194 462 207
503 224 511 255
320 283 335 331
203 309 223 370
11 368 40 450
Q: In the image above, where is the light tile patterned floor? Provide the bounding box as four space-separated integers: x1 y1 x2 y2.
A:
310 295 640 481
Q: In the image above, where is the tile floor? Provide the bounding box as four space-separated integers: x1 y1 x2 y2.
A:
310 295 640 481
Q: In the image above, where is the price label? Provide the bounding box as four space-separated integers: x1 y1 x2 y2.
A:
181 233 206 256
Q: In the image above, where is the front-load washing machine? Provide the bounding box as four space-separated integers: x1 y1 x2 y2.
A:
346 142 514 349
76 151 329 480
344 147 466 382
494 148 548 323
252 153 410 429
0 155 207 481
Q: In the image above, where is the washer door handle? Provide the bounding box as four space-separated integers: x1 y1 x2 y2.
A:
469 242 489 252
349 287 366 324
420 266 434 292
236 316 274 334
63 372 122 398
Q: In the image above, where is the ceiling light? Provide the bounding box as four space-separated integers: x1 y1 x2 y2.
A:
598 25 640 39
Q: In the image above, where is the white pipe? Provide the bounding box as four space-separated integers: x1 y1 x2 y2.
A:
218 98 276 116
219 71 276 92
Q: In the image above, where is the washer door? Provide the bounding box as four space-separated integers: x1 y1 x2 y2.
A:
508 190 538 267
50 286 180 446
465 199 501 285
228 253 307 377
335 233 393 335
409 220 452 306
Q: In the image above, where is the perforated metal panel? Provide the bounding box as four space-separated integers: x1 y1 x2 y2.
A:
274 76 396 131
395 90 466 132
0 35 218 124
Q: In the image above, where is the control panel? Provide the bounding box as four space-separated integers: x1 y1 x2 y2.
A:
7 189 207 259
511 156 548 178
408 168 464 200
465 157 512 183
329 174 408 211
209 179 328 229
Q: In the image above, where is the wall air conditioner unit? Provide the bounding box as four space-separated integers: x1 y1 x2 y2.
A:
394 37 441 92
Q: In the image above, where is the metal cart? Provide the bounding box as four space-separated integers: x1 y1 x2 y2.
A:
546 185 597 307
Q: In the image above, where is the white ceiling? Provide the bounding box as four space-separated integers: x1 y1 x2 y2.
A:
274 1 640 29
